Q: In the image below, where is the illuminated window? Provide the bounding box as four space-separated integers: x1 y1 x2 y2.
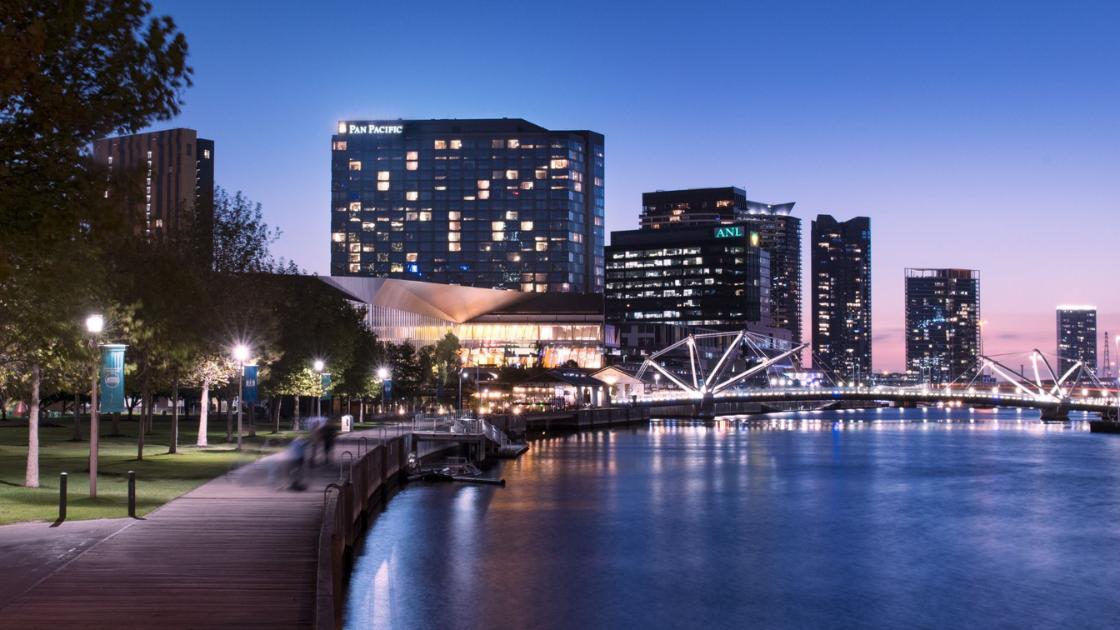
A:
331 232 345 242
203 149 210 159
478 191 490 199
377 181 390 191
507 139 520 149
550 159 568 169
449 242 461 252
348 160 362 171
406 161 418 171
361 222 375 231
492 231 505 241
520 181 534 190
475 180 490 190
535 169 547 179
391 263 404 272
406 252 418 262
463 195 476 201
406 191 418 201
505 169 519 180
505 211 518 220
491 139 504 149
419 211 432 221
450 139 462 149
491 221 506 231
349 243 361 253
348 263 360 273
332 141 347 151
448 211 460 220
405 211 418 221
507 252 521 262
434 140 447 149
406 151 419 160
391 242 403 252
449 221 461 231
521 221 534 231
535 241 549 252
349 201 361 211
377 171 390 181
448 232 460 242
434 185 446 191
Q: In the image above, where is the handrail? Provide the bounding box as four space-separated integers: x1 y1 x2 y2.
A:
338 451 354 481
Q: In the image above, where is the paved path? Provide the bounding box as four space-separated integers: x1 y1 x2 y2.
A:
0 427 403 629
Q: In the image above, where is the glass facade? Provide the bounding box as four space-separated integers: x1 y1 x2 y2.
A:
330 119 604 293
812 215 872 382
1056 306 1097 374
905 268 980 384
605 223 763 328
637 187 801 344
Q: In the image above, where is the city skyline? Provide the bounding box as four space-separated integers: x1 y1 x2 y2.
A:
142 0 1119 371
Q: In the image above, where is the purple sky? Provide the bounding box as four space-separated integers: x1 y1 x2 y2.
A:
148 0 1119 372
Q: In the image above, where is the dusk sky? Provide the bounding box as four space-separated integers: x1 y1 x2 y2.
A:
147 0 1119 371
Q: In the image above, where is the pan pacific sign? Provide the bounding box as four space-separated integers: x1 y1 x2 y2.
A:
338 121 404 135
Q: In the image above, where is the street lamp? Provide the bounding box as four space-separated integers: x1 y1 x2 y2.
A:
232 344 250 451
377 367 390 413
459 369 468 415
85 314 104 498
313 360 325 417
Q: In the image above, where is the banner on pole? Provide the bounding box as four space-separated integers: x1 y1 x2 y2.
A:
321 373 332 400
383 379 392 401
243 365 259 404
99 344 127 413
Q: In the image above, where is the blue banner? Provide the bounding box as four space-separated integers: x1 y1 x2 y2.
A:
99 344 127 413
321 373 332 400
243 365 259 404
382 379 392 401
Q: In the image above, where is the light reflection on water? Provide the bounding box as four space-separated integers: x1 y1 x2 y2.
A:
345 408 1120 629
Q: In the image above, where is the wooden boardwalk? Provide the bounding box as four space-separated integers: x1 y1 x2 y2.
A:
0 429 398 630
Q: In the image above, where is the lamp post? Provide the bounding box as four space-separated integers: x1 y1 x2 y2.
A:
233 344 250 451
458 369 467 415
85 314 103 498
377 367 390 414
313 360 325 417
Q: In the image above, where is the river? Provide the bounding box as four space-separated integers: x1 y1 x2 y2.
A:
345 408 1120 629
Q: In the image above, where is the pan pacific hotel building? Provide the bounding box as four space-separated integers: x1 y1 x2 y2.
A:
328 118 611 368
330 118 605 293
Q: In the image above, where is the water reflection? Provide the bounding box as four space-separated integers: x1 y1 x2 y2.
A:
346 409 1120 629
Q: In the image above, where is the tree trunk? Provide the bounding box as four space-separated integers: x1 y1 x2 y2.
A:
225 395 233 442
137 384 149 461
197 378 210 447
292 395 300 431
169 378 179 454
72 392 82 441
24 364 41 488
359 399 364 424
270 396 280 434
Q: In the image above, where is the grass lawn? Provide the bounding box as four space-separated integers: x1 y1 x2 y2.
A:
0 414 300 525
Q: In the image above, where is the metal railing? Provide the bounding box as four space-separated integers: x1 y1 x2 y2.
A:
411 414 513 447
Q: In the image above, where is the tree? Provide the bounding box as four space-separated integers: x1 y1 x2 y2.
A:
1 0 191 486
186 355 234 447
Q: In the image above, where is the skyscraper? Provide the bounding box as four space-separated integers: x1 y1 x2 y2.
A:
637 187 801 343
93 128 215 244
1056 306 1097 374
905 268 981 384
330 119 604 293
811 215 871 382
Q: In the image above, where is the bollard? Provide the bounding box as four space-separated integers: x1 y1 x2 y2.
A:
127 470 136 518
58 472 68 523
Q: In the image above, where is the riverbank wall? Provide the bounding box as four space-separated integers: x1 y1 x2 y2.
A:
315 435 457 630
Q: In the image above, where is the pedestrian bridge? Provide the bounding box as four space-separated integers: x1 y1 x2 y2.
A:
626 329 1118 421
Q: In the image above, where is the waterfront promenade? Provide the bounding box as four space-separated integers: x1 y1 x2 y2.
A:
0 427 402 629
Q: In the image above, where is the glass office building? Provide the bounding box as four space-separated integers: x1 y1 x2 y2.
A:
905 268 980 384
638 186 801 345
330 119 604 293
812 214 872 382
605 223 766 329
1056 306 1097 374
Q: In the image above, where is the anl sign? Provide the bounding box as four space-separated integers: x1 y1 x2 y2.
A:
713 226 744 239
